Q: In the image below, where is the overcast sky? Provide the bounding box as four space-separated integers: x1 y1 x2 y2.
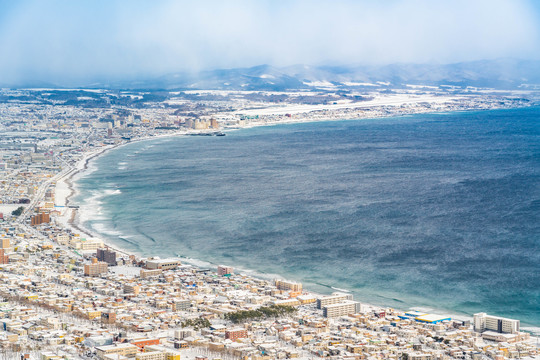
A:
0 0 539 85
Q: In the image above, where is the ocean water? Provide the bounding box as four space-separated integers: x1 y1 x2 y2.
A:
74 107 540 326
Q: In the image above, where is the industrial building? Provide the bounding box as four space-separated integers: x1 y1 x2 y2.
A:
414 314 451 324
145 258 181 270
398 311 451 324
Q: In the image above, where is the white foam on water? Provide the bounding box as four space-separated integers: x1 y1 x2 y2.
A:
331 287 351 293
77 187 122 225
92 223 124 237
103 189 121 195
521 326 540 336
178 256 286 283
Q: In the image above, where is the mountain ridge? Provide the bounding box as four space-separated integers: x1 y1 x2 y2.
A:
5 59 540 91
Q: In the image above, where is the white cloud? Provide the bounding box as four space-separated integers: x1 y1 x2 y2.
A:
0 0 538 84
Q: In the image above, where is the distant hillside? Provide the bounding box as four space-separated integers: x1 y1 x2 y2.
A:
8 59 540 90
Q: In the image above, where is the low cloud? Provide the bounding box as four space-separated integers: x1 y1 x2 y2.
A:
0 0 538 85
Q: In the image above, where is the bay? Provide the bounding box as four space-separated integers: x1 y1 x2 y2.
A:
74 107 540 326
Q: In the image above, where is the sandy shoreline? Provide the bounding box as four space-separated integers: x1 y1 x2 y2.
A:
55 132 193 259
55 144 132 257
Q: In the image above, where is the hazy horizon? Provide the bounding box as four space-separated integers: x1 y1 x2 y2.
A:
1 0 539 86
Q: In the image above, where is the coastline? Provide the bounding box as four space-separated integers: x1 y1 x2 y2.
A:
56 143 140 257
57 105 540 332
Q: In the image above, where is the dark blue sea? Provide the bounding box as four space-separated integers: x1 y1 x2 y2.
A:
74 107 540 327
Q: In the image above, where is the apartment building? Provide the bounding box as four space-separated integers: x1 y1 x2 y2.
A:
217 265 233 276
323 300 361 318
316 292 353 309
97 248 117 266
95 343 138 359
473 312 520 334
84 258 108 277
275 279 302 292
225 328 248 340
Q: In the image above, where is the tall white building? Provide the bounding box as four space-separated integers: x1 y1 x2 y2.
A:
323 300 361 318
473 312 520 334
316 292 354 309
